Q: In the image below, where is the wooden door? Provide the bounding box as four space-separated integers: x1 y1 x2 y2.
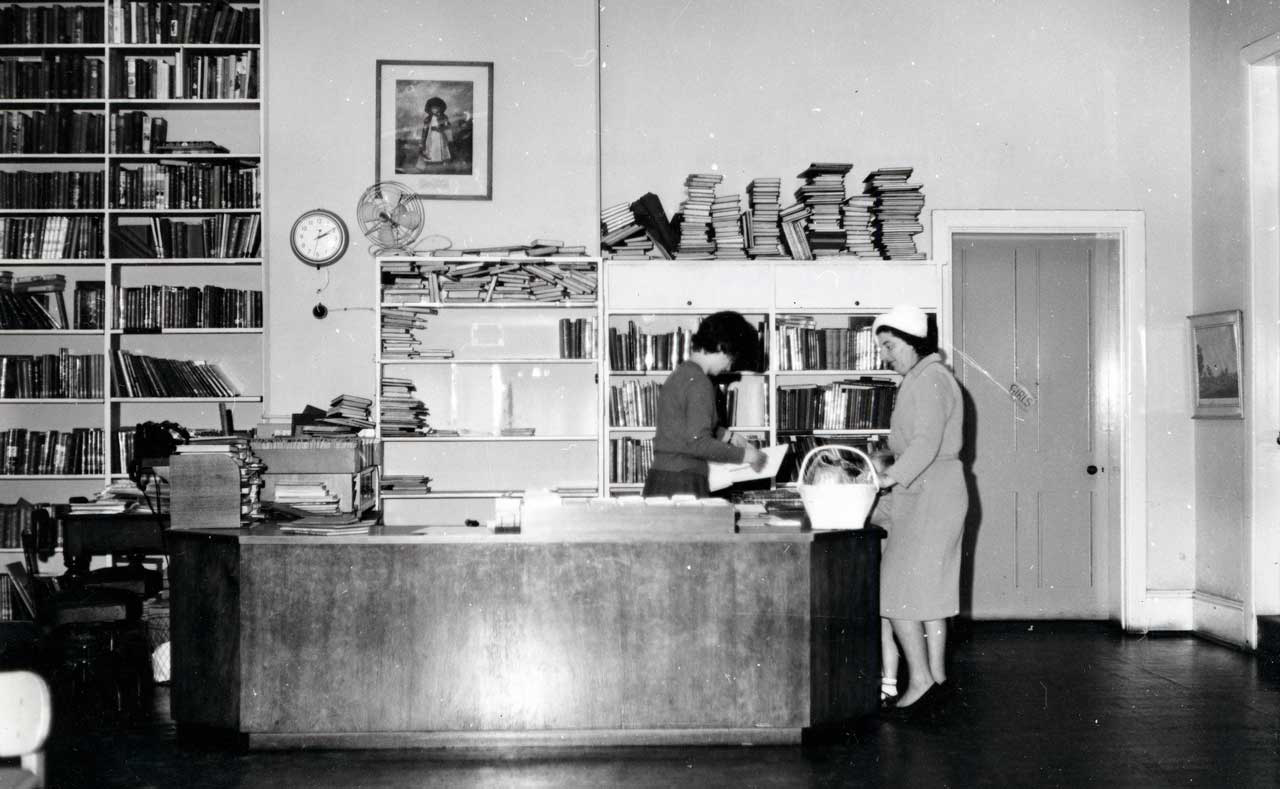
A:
953 235 1114 618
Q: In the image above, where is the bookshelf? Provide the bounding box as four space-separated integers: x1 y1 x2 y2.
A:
603 259 941 492
375 255 604 526
0 1 264 508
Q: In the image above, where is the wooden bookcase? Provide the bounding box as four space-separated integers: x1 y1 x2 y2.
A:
603 259 942 493
0 1 264 514
375 255 604 526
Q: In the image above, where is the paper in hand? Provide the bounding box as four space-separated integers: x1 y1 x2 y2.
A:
708 444 790 492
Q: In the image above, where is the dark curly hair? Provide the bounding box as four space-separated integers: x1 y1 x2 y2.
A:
691 311 761 371
425 97 447 114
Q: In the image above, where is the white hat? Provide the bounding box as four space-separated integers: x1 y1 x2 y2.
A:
872 305 928 339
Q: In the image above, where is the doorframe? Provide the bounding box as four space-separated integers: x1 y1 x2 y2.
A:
1243 33 1280 640
931 209 1147 631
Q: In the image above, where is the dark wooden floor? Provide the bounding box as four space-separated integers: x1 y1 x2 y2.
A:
42 622 1280 788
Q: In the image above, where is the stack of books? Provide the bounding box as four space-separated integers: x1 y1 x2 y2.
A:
380 305 436 360
711 192 746 259
795 163 852 257
380 377 431 435
864 167 926 260
746 178 785 258
843 193 879 258
675 173 721 258
601 201 643 254
305 394 374 434
779 201 812 260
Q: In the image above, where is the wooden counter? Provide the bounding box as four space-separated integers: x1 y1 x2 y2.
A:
168 524 883 749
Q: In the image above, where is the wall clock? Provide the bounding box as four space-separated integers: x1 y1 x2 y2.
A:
290 208 350 268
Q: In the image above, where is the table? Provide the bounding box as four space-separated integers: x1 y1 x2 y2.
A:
168 523 884 748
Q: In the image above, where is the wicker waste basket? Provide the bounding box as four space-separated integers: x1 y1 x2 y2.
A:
797 445 880 530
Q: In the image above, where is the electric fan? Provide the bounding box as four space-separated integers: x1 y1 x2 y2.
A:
355 181 426 256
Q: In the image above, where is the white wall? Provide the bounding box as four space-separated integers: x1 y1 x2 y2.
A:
261 1 1280 630
601 1 1197 605
1190 0 1280 643
264 0 598 418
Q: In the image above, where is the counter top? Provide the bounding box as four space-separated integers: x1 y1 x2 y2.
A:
170 523 885 545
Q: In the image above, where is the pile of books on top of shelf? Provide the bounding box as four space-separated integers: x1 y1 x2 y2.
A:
383 259 597 304
601 162 927 261
863 167 926 260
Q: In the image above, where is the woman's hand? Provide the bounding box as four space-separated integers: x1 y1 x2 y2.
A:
726 431 753 449
743 445 768 472
876 473 898 491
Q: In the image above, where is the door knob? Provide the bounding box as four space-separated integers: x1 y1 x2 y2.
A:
1086 465 1099 475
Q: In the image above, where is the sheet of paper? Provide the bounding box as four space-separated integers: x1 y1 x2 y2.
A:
707 444 790 492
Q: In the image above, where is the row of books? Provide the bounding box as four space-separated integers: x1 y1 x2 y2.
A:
380 377 431 435
608 322 693 373
111 215 261 259
0 351 103 399
0 216 104 260
111 1 261 46
111 350 237 398
558 317 596 360
0 54 103 100
3 276 105 330
0 107 105 155
114 160 260 210
601 164 926 261
0 271 69 329
111 111 168 154
775 379 897 432
607 320 769 373
776 317 887 371
1 4 105 45
0 169 105 210
111 50 258 100
609 379 660 428
609 436 653 484
0 427 106 476
380 258 597 304
114 284 262 330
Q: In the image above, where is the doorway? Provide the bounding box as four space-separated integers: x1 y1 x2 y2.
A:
952 234 1117 618
932 210 1147 628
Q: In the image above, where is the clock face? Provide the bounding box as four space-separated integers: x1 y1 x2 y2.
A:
291 209 349 267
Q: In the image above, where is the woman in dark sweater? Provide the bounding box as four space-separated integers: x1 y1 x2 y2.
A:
643 311 767 498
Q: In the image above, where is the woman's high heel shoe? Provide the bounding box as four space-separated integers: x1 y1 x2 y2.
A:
882 683 943 720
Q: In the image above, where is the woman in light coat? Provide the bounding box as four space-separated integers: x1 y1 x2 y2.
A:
871 304 967 718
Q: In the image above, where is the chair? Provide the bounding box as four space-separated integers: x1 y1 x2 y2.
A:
0 670 52 789
6 561 147 725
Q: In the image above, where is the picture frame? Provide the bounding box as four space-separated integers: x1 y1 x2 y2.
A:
1188 309 1244 419
375 60 493 200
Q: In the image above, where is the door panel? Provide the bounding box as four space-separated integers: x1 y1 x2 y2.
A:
955 235 1109 618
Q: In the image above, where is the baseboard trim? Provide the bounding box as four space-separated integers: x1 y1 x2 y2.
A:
1193 590 1247 647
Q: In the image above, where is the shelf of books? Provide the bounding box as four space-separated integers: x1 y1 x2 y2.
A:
375 255 604 525
603 259 940 493
0 2 264 505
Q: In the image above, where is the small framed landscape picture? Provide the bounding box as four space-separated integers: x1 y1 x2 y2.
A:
1188 309 1244 419
375 60 493 200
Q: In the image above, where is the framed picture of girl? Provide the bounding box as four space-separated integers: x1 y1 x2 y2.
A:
375 60 493 200
1188 309 1244 419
